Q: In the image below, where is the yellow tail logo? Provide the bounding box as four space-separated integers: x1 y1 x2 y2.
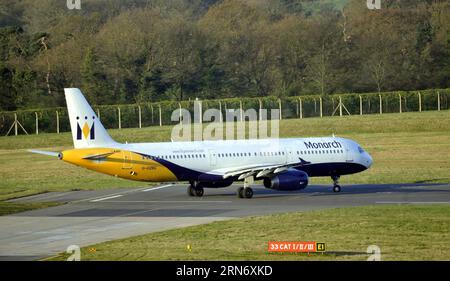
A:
76 116 95 140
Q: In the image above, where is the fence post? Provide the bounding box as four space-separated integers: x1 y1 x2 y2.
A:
199 100 203 125
299 98 303 119
240 100 243 122
178 103 182 125
418 92 422 112
56 111 60 134
399 93 402 113
319 97 323 118
35 112 39 135
259 99 263 121
379 94 382 114
138 105 142 128
159 104 162 127
151 104 154 124
339 96 343 117
118 107 121 129
278 99 282 120
14 113 18 136
438 91 441 111
359 95 363 115
219 101 223 123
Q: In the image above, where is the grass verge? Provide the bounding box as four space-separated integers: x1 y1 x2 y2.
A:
48 204 450 261
0 201 62 216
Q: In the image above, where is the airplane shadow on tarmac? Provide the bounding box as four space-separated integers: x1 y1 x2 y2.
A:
204 183 450 199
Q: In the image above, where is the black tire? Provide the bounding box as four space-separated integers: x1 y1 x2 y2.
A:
187 185 195 197
333 185 341 193
244 187 253 199
237 187 244 198
195 187 204 197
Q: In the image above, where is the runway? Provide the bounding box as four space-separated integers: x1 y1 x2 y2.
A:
1 183 450 260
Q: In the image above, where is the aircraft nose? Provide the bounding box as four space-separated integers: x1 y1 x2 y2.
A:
365 153 373 169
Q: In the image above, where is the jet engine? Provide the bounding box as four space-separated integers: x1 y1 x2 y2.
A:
263 169 308 191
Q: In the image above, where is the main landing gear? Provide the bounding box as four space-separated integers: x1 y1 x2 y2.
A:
237 177 254 199
187 182 204 197
237 187 253 199
331 175 341 193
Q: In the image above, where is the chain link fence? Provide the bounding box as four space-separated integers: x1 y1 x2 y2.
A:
1 89 449 136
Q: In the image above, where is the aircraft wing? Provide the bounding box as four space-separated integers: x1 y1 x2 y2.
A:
214 158 311 180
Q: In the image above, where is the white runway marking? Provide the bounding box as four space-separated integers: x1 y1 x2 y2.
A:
80 186 158 203
90 195 123 202
105 200 232 203
376 201 450 204
142 184 173 192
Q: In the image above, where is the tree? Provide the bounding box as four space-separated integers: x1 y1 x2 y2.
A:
81 48 105 104
160 17 203 101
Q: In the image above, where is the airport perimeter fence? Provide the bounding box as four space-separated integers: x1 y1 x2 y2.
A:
1 88 450 136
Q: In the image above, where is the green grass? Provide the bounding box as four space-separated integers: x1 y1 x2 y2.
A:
1 110 450 203
0 201 62 216
49 204 450 261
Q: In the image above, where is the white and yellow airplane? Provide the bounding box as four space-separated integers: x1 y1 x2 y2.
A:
30 88 373 199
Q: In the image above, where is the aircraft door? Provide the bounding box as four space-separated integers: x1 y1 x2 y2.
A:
283 147 289 164
209 149 217 167
345 145 353 163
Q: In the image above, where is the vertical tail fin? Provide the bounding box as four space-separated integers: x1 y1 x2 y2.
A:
65 88 116 148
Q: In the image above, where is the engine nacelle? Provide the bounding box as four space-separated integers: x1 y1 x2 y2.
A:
263 169 309 191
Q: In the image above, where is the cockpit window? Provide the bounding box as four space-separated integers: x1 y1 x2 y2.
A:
358 146 364 154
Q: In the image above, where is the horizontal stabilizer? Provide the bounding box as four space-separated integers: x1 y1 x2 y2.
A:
83 151 116 160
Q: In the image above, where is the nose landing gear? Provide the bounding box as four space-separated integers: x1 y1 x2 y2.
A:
331 175 341 193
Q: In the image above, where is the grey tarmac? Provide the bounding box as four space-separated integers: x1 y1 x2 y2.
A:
1 183 449 260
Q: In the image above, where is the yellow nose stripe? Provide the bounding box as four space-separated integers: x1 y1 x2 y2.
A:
82 122 90 139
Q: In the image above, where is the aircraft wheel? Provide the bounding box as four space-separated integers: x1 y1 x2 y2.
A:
244 187 253 199
333 185 341 193
194 187 204 197
237 187 244 198
187 185 195 197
